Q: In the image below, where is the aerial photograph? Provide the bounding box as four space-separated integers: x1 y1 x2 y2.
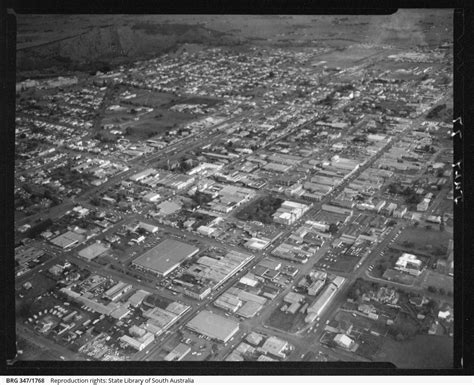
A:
14 10 454 368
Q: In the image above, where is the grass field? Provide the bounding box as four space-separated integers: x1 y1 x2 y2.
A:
103 107 195 141
393 226 451 256
420 270 453 294
122 90 177 108
174 96 221 108
374 334 453 368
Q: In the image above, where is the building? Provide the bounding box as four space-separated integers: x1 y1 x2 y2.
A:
164 343 191 361
50 230 85 249
143 192 161 202
284 291 305 304
184 250 253 289
119 332 155 351
127 290 151 308
183 285 212 300
308 279 325 296
306 220 330 232
186 310 239 343
132 239 199 277
197 225 216 237
417 198 430 212
78 242 109 261
138 222 159 233
246 332 264 346
273 201 310 225
244 237 271 251
333 334 355 350
239 273 259 287
129 168 157 183
257 258 282 271
214 293 242 313
103 282 132 302
261 336 289 359
385 202 397 216
321 204 353 217
395 253 423 276
305 277 345 323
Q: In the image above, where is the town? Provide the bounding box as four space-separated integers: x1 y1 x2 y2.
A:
14 16 453 368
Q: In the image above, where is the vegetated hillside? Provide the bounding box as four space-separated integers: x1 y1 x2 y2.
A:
426 104 453 123
16 10 452 78
17 22 242 75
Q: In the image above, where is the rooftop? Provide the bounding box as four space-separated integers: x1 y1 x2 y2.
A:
132 239 199 276
186 310 239 342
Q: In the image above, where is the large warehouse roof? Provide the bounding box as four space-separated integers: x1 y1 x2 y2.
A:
186 310 239 343
132 239 199 276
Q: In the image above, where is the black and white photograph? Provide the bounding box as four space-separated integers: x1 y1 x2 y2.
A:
7 8 463 373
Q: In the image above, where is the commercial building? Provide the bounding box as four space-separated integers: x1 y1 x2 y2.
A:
184 250 253 289
78 241 109 261
271 243 310 264
103 282 132 302
261 336 289 359
155 172 196 191
257 258 281 271
127 290 151 308
119 332 155 351
236 300 263 318
306 220 330 233
321 204 353 217
183 284 212 300
284 292 305 304
130 168 157 182
50 230 85 249
239 273 259 287
333 334 355 350
132 239 199 277
244 237 271 251
143 307 179 330
263 163 292 173
138 222 159 233
60 287 130 319
273 201 310 225
164 343 191 361
214 293 242 313
395 253 423 276
305 277 345 323
186 310 239 343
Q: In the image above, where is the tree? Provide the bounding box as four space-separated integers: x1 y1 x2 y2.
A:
328 223 338 234
427 286 437 293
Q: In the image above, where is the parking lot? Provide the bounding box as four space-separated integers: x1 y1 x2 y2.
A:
314 247 362 274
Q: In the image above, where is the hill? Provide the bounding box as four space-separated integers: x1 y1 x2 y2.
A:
16 11 453 79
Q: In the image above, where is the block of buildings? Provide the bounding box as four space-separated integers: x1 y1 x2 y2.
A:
273 201 310 225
